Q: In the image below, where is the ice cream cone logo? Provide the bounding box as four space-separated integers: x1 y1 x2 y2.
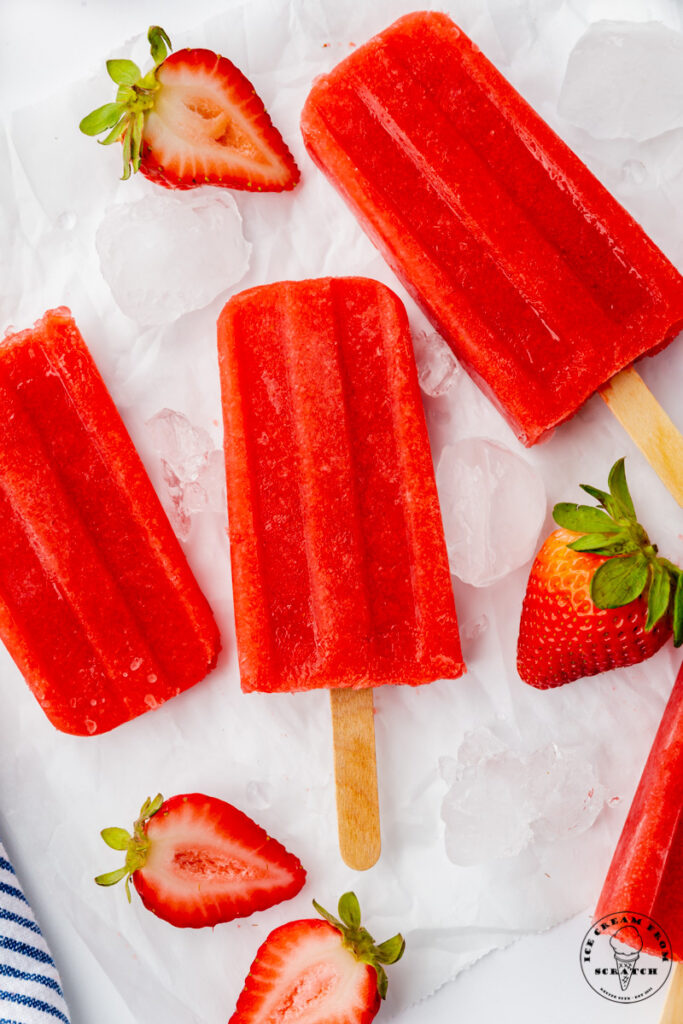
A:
581 912 672 1003
610 927 643 991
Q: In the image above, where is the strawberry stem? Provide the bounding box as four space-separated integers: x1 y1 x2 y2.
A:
79 27 173 179
553 458 681 640
313 892 405 999
95 793 164 898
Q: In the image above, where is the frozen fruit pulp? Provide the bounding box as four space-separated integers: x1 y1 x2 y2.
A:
0 310 220 734
301 12 683 444
218 277 464 693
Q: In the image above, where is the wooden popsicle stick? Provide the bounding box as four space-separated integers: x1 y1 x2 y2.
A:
330 688 381 870
599 367 683 508
660 962 683 1023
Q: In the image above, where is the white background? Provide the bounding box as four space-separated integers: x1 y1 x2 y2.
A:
1 1 681 1022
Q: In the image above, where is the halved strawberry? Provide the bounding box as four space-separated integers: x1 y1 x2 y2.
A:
80 26 299 192
229 892 404 1024
517 458 681 689
95 793 306 927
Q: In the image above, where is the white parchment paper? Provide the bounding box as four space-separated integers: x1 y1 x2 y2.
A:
1 1 683 1021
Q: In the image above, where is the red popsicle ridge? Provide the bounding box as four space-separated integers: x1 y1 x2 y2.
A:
301 12 683 445
595 661 683 959
218 277 464 693
0 309 220 734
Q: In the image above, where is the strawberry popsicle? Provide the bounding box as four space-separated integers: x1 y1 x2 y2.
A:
0 309 220 735
218 277 463 868
217 276 464 694
301 12 683 450
595 660 683 959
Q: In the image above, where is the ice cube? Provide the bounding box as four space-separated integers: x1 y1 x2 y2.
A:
487 0 562 60
96 191 251 325
441 746 535 865
559 21 683 141
146 409 223 539
183 480 209 516
146 409 215 484
440 730 606 866
435 438 546 587
528 746 606 843
200 448 227 514
412 329 461 397
158 462 191 540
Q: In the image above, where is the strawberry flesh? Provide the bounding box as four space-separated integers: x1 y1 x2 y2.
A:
229 919 380 1024
140 50 300 191
133 793 306 927
518 529 671 689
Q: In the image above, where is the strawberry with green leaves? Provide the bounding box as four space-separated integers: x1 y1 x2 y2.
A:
229 892 404 1024
518 458 682 689
80 26 300 192
95 793 306 927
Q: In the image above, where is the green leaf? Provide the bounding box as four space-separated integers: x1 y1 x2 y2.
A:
107 59 141 86
553 503 616 533
591 554 649 609
579 483 610 507
608 458 636 520
568 532 629 554
148 25 172 65
375 934 406 964
131 110 144 172
95 866 128 887
338 892 361 929
137 69 159 92
101 827 131 851
374 964 389 1000
579 484 622 520
312 899 341 929
121 126 133 180
673 573 683 647
98 116 127 146
645 565 671 631
116 84 135 104
147 793 164 817
79 102 124 136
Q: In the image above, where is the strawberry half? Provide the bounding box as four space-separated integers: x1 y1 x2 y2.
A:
229 892 404 1024
95 793 306 927
517 458 682 689
80 26 300 192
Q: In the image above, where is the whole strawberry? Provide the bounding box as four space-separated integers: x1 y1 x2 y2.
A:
518 458 682 689
95 793 305 927
229 892 404 1024
80 27 300 191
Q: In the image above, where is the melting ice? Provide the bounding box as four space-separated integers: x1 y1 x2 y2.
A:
440 728 606 866
146 409 225 539
96 191 251 325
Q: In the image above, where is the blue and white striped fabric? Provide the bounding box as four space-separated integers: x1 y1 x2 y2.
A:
0 842 70 1024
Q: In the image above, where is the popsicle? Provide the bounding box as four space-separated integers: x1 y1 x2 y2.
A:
301 12 683 503
595 660 683 958
217 277 464 867
0 308 220 736
594 660 683 1019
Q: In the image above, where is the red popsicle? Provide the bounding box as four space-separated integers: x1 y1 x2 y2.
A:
218 277 464 866
0 309 220 735
301 12 683 500
595 660 683 958
218 277 463 693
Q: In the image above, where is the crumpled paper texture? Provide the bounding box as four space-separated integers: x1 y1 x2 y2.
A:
1 0 682 1021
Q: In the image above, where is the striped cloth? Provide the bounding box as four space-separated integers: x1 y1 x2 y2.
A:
0 842 70 1024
